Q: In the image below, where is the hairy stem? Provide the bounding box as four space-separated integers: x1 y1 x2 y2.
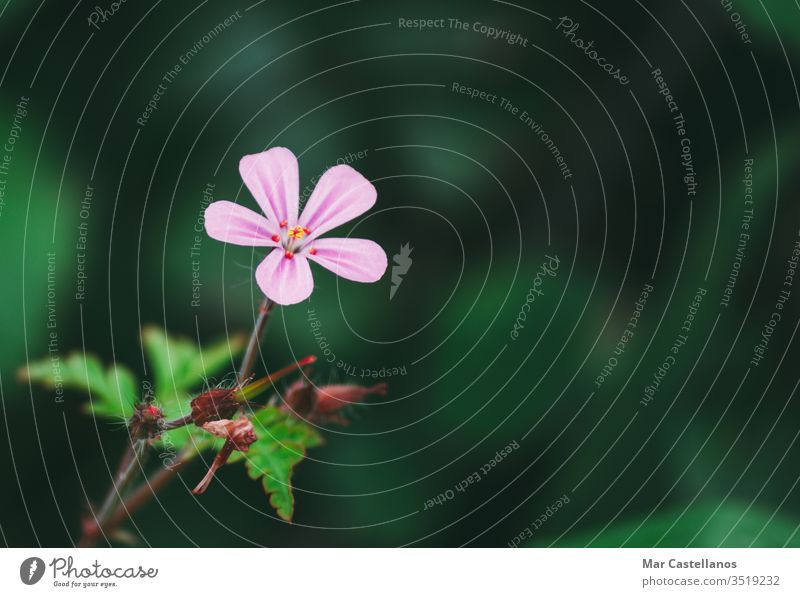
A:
238 297 275 382
79 438 149 547
79 445 198 547
96 440 148 521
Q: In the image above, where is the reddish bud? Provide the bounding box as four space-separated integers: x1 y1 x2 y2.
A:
282 382 388 424
315 383 387 414
190 388 240 426
193 418 257 495
131 402 165 439
281 379 317 418
202 418 257 451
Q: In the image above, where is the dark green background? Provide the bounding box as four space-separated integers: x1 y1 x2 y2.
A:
1 0 799 547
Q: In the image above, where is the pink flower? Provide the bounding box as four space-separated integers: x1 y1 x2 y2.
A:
204 147 388 305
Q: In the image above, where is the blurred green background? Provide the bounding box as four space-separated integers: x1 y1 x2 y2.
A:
1 0 799 547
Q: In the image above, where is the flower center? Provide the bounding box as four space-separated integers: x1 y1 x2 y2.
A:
287 225 309 239
279 224 314 258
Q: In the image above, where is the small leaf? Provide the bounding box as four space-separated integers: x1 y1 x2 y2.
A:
19 353 138 419
235 406 323 521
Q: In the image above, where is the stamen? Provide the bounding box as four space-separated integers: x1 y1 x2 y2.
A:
271 234 280 242
308 247 317 255
287 225 307 239
279 220 288 228
284 251 294 259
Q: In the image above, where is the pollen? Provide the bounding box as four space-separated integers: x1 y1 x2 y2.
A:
287 225 307 239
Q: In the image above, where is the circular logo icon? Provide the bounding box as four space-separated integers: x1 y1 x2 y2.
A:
20 557 45 585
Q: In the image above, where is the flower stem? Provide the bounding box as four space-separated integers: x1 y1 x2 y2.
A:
162 414 193 430
79 445 198 547
79 438 149 547
238 296 275 382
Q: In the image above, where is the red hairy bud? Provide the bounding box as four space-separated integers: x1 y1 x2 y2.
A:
131 402 165 439
190 388 240 426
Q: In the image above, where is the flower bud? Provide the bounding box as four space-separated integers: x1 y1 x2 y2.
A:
193 417 257 495
314 383 387 414
190 388 240 426
202 417 257 451
281 380 317 418
130 402 165 439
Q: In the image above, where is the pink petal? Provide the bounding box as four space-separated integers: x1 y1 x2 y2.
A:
299 165 376 240
255 249 314 305
205 201 279 246
306 238 387 283
239 147 299 226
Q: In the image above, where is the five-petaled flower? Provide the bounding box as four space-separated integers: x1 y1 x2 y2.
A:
204 147 388 305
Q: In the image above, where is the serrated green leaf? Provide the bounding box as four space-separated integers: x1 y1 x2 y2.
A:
141 326 245 447
235 406 323 521
21 327 245 452
141 326 245 410
18 353 138 419
252 406 324 447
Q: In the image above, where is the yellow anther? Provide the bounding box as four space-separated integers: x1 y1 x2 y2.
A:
287 225 307 239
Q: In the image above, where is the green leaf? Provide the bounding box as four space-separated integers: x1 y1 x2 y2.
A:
21 327 245 451
18 353 138 419
141 326 246 447
234 406 323 521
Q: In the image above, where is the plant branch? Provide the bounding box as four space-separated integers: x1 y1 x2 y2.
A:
238 296 275 382
79 437 149 547
80 295 276 547
162 414 193 430
79 444 199 547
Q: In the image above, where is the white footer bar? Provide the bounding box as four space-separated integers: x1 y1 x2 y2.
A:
1 548 797 596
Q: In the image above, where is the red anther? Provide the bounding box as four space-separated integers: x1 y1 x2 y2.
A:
303 227 311 234
308 247 317 255
284 251 294 259
271 234 280 242
279 220 288 228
